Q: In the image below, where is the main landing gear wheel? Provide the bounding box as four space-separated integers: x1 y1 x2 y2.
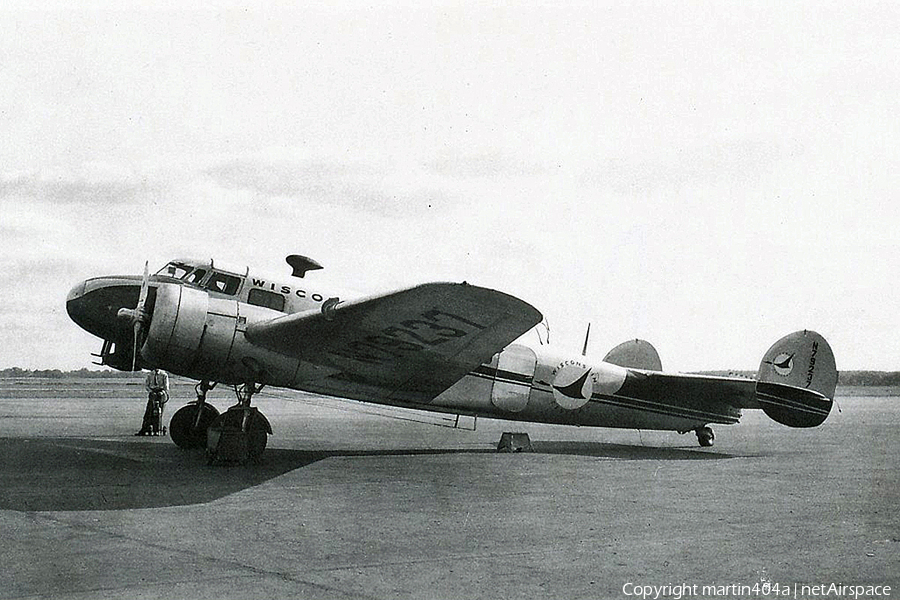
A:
695 426 715 447
170 403 220 449
170 380 220 450
205 408 269 465
205 381 272 465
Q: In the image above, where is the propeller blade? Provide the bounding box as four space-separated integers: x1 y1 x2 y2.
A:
136 260 149 317
131 261 150 372
132 320 141 372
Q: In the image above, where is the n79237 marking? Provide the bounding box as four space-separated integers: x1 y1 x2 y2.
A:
420 309 486 330
384 310 483 347
385 320 465 347
331 310 486 364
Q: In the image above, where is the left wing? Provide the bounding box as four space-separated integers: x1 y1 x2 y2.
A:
246 282 542 403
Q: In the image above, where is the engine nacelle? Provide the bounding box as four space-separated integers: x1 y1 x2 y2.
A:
140 283 305 385
141 283 209 375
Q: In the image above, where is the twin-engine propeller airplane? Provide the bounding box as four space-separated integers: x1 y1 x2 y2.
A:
66 255 838 461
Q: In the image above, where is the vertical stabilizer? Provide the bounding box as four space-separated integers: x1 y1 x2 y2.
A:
603 339 663 371
756 330 837 427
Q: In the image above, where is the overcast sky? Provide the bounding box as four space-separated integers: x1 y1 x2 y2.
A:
1 2 898 371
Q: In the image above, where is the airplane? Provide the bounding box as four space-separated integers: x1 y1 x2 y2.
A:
65 255 838 461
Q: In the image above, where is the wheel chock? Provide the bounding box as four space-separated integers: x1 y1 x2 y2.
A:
497 432 533 453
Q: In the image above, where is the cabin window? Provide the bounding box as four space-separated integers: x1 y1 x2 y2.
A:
204 272 242 295
248 288 286 312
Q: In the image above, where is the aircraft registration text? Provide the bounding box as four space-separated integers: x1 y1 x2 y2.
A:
329 309 486 365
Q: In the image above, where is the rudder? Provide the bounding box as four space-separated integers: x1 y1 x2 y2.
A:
756 330 837 427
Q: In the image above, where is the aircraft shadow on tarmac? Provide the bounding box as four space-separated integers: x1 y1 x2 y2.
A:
530 440 735 460
0 437 732 512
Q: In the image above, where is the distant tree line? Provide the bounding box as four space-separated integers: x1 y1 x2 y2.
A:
834 371 900 386
0 368 135 379
2 367 900 386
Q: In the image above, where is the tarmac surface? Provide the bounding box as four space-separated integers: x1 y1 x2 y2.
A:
1 378 897 599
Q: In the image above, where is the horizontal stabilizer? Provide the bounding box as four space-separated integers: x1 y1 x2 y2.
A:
603 339 662 371
756 330 837 428
755 381 832 428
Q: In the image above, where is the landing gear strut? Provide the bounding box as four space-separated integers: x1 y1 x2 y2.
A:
169 381 220 449
205 381 272 464
695 426 715 447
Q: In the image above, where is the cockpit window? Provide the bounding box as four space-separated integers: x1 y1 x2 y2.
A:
184 269 207 285
204 271 242 295
159 262 191 279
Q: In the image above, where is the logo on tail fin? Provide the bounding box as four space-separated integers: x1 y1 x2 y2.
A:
767 353 794 377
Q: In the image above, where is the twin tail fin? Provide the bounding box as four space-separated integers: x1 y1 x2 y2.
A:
756 330 837 427
603 339 663 371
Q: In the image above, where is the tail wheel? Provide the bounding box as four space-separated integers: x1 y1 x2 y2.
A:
170 403 220 449
696 426 715 447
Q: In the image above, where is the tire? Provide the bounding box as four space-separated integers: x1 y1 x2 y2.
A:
169 403 220 449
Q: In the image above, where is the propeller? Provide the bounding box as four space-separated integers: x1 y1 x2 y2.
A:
117 261 150 371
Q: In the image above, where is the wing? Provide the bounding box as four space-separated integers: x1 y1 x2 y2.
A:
614 370 759 425
245 282 542 404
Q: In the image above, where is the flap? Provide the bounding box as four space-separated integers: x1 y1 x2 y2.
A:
245 282 542 403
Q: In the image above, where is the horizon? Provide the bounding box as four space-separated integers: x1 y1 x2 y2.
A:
3 366 899 377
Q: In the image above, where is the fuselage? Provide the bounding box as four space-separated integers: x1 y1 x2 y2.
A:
66 259 730 434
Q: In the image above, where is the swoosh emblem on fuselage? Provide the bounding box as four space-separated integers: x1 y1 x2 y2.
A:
553 369 592 400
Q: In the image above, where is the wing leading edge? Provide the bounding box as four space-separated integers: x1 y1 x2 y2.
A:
246 282 543 403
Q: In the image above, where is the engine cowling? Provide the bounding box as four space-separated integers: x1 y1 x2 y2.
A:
140 282 306 386
141 283 209 374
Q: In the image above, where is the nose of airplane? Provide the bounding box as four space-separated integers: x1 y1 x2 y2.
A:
66 280 87 304
65 280 89 324
66 276 145 342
